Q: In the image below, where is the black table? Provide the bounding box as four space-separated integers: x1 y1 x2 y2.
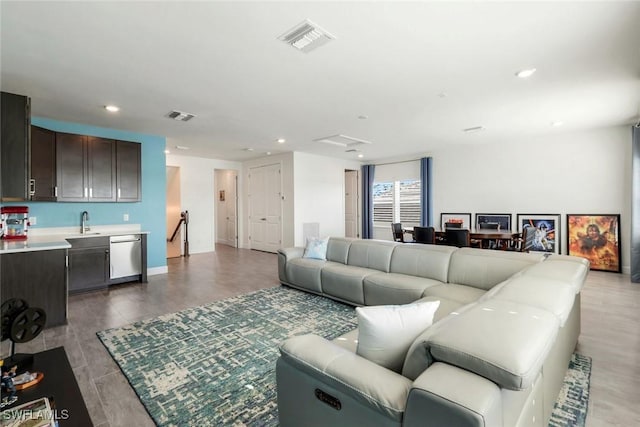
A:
3 347 93 426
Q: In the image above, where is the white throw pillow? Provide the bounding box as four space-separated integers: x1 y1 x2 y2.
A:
356 300 440 373
302 237 329 260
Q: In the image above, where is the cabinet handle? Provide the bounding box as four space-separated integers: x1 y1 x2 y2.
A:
89 188 93 198
84 187 88 198
29 179 36 196
118 188 121 199
54 186 58 197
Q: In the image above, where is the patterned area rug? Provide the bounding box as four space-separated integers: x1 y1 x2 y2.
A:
97 286 358 426
549 353 592 427
97 286 591 427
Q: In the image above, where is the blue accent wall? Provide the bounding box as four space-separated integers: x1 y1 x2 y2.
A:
5 117 167 269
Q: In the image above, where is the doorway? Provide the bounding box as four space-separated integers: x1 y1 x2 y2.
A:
345 169 359 238
215 169 238 248
248 163 282 252
166 166 182 258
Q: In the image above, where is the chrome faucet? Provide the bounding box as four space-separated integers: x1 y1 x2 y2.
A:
81 211 90 234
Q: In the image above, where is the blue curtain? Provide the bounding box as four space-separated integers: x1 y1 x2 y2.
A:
362 164 375 239
632 126 640 282
420 157 433 226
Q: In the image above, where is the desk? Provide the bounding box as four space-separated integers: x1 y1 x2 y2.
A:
404 228 518 249
2 347 93 426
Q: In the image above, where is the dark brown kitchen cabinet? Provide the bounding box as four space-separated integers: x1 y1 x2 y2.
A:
1 91 30 201
67 237 110 293
116 140 141 202
56 132 116 202
0 249 68 328
30 125 57 201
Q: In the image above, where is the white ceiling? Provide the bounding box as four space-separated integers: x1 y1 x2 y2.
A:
2 1 639 162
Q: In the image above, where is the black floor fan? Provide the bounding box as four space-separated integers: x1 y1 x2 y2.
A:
1 298 46 369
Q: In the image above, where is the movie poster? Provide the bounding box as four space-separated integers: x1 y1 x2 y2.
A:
567 214 621 272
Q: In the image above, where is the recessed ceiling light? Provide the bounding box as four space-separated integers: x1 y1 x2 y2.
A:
357 154 364 158
104 105 119 112
551 121 564 127
358 115 368 120
244 148 254 152
463 126 485 133
277 138 286 144
515 68 537 78
175 145 190 150
266 152 272 155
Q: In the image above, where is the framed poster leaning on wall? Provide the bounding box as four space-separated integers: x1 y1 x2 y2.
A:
517 214 561 255
567 214 621 272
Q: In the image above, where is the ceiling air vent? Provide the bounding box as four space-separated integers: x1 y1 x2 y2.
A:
278 19 335 53
166 110 196 122
313 134 372 147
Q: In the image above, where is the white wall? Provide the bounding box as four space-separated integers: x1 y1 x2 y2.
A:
166 154 241 254
417 125 631 272
293 152 362 247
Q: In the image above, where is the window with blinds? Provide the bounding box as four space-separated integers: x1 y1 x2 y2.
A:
373 179 421 225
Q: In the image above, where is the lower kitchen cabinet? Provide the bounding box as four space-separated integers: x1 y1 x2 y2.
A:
68 237 110 293
0 249 67 328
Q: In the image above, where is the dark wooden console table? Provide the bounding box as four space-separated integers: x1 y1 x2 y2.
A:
2 347 93 426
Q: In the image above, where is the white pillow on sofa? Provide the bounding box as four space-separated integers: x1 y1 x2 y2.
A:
356 300 440 373
303 237 329 260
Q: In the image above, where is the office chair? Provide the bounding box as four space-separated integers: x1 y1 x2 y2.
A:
413 226 435 244
391 223 405 243
444 229 470 247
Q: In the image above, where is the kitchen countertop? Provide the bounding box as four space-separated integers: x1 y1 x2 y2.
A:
0 225 149 254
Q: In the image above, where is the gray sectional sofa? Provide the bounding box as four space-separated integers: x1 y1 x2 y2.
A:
276 237 589 427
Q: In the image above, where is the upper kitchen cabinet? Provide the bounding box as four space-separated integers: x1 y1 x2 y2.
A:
30 125 57 201
116 140 141 202
1 91 31 201
56 132 116 202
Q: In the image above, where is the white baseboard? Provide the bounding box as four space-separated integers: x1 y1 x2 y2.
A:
148 266 168 276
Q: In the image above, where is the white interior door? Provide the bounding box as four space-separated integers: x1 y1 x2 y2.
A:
345 170 358 238
225 173 238 247
249 163 282 252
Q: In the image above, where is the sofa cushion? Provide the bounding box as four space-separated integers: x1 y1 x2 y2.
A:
447 248 545 290
401 301 477 380
286 258 336 293
491 275 577 326
303 237 329 260
426 300 560 390
356 301 440 373
414 296 468 323
321 264 379 305
363 273 441 306
389 244 456 283
522 256 590 293
332 296 466 354
421 283 486 305
347 240 398 272
327 237 355 264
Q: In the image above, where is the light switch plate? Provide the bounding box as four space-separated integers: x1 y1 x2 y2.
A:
123 213 129 221
29 216 36 225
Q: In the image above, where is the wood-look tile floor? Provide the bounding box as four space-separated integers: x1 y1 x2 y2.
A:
2 245 639 426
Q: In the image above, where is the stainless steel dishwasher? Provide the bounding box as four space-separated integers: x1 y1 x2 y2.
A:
110 234 142 281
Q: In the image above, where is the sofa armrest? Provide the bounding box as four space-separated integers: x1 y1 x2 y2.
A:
278 334 412 421
278 247 305 283
278 246 305 260
403 362 502 427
